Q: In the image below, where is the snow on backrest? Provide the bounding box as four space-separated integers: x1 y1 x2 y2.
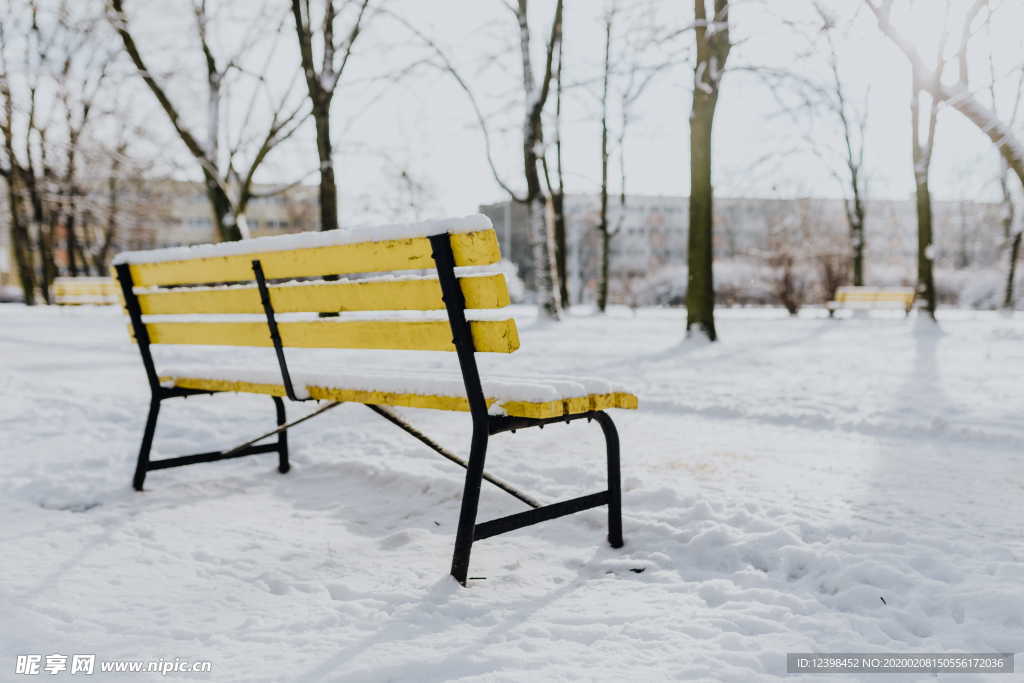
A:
113 214 500 287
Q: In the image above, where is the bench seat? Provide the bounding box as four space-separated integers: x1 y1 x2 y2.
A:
160 365 638 419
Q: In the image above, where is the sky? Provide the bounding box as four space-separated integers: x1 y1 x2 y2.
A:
120 0 1024 223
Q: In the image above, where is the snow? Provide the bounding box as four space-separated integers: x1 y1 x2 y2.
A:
159 365 628 412
2 303 1023 681
112 214 493 265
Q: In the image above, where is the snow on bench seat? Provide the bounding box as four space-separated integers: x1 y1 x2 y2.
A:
159 365 638 419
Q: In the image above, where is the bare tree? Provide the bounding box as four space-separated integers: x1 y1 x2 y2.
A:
0 0 107 301
865 0 1024 315
592 2 681 313
516 0 564 320
735 6 864 300
866 0 1024 215
686 0 730 340
53 11 116 277
377 3 561 318
999 141 1023 307
366 4 563 312
813 4 868 288
0 21 37 303
108 0 308 242
543 7 569 308
290 0 370 231
983 8 1024 309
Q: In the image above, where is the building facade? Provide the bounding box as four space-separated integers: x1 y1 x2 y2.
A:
479 195 1005 304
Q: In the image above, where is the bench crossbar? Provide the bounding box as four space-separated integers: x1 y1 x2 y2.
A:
475 491 609 541
146 443 280 471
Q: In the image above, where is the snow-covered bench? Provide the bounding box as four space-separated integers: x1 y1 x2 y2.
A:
52 276 120 305
113 214 634 585
827 286 915 317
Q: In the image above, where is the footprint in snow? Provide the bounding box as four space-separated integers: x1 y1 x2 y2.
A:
379 530 413 550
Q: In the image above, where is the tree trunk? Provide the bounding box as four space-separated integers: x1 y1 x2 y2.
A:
37 221 56 304
597 14 612 313
1005 233 1021 309
914 176 936 316
23 170 55 303
528 192 559 317
551 6 568 307
598 214 610 312
687 90 717 339
849 195 865 286
686 0 729 341
65 209 80 276
314 102 339 230
5 180 36 305
998 166 1018 309
204 173 240 242
552 192 568 306
94 156 121 272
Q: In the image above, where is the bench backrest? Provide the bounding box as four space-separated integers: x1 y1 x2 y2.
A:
113 215 518 354
835 286 915 306
53 276 120 305
114 215 515 418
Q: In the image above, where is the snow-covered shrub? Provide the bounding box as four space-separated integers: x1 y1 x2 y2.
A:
956 270 1005 309
717 260 776 306
935 267 1020 309
627 264 687 306
495 259 527 303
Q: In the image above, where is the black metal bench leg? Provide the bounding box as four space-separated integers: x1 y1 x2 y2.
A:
593 411 624 548
450 423 489 586
133 397 161 491
273 396 290 474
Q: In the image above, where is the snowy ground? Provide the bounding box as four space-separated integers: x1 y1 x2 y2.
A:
2 304 1023 682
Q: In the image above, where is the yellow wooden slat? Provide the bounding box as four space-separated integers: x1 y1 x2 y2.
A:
161 375 637 419
614 392 639 409
127 230 500 287
836 292 914 303
53 277 120 305
136 274 510 315
143 319 520 353
53 281 119 296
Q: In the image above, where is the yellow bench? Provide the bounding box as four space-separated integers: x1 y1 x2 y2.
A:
113 214 635 584
827 286 915 316
52 276 119 305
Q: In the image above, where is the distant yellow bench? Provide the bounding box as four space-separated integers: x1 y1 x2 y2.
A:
113 214 634 585
827 286 915 317
52 276 119 305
